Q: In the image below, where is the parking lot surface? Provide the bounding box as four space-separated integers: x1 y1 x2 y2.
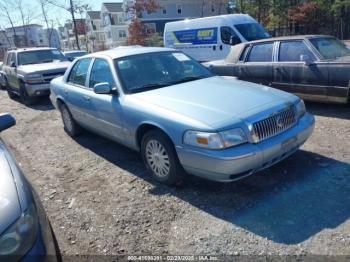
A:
1 90 350 256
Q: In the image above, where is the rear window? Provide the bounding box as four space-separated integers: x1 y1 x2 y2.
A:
247 42 274 62
239 46 250 61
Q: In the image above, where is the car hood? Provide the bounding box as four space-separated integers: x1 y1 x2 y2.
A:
0 147 21 234
18 61 71 74
131 76 298 129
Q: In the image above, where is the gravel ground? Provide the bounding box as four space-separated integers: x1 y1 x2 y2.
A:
0 89 350 257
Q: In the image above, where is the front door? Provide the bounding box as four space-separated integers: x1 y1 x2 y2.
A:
87 58 125 142
272 40 329 101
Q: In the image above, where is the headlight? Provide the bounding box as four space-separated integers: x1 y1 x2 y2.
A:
183 128 247 149
296 100 306 118
0 204 38 256
25 74 43 84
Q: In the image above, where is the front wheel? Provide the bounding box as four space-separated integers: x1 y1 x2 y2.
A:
59 103 81 137
19 83 35 106
141 130 185 185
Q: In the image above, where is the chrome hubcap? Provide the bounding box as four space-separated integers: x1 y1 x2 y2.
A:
62 107 73 131
145 140 170 177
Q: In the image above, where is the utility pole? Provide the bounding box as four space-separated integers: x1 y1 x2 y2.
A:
69 0 80 50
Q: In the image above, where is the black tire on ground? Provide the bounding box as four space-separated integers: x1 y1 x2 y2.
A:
5 78 17 99
19 82 35 106
7 89 17 99
141 129 185 185
58 102 81 137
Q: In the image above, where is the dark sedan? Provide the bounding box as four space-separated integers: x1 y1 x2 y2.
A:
0 114 61 261
205 35 350 104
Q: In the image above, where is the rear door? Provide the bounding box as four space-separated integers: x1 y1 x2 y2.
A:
238 41 275 86
272 40 329 101
64 58 95 127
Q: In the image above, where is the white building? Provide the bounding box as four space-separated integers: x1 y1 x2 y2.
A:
5 24 47 47
86 11 107 52
123 0 229 35
101 2 129 49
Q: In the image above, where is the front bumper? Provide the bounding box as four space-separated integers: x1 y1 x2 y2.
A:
176 113 315 182
25 83 50 97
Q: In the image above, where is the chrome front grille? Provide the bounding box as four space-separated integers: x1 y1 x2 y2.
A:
251 107 296 143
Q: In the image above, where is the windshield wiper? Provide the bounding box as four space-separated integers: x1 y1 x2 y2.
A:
170 76 204 85
42 60 53 63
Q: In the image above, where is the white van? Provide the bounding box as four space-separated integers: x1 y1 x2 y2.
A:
164 14 270 62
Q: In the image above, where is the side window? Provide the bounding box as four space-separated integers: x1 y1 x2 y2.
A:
220 26 241 45
89 59 115 88
68 58 92 86
279 41 316 62
247 42 274 62
239 46 250 61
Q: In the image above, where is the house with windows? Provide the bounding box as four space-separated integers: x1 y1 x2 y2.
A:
101 2 129 48
86 11 107 52
123 0 229 36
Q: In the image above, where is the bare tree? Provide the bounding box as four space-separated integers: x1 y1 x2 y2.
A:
37 0 52 46
45 0 89 50
0 1 17 47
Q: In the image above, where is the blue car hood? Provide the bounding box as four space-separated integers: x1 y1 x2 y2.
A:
0 148 21 234
132 76 297 129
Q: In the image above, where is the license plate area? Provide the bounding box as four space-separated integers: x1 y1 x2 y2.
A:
281 136 297 151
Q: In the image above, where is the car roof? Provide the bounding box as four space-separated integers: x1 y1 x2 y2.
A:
84 47 176 60
10 47 58 53
64 50 88 54
243 35 334 45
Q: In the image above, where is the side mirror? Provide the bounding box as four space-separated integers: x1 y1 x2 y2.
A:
68 57 74 62
10 62 16 68
0 113 16 132
93 82 112 95
300 54 313 66
229 36 241 46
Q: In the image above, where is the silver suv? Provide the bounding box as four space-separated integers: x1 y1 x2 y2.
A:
2 47 71 105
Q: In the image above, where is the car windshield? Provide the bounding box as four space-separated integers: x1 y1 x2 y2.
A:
234 23 270 41
114 51 213 93
18 50 67 65
309 37 350 59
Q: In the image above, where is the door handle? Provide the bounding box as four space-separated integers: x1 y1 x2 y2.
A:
64 89 68 94
83 96 90 101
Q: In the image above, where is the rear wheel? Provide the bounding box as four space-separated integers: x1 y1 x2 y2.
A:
141 130 185 185
59 102 81 136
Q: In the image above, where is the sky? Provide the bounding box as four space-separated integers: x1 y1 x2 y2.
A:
0 0 123 29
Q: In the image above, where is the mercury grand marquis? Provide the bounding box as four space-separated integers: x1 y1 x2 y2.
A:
50 47 315 185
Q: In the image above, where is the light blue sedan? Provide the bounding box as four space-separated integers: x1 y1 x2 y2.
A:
50 47 315 185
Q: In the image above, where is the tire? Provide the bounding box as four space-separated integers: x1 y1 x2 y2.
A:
19 82 35 106
5 78 16 99
7 89 17 99
59 103 81 137
141 129 185 185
